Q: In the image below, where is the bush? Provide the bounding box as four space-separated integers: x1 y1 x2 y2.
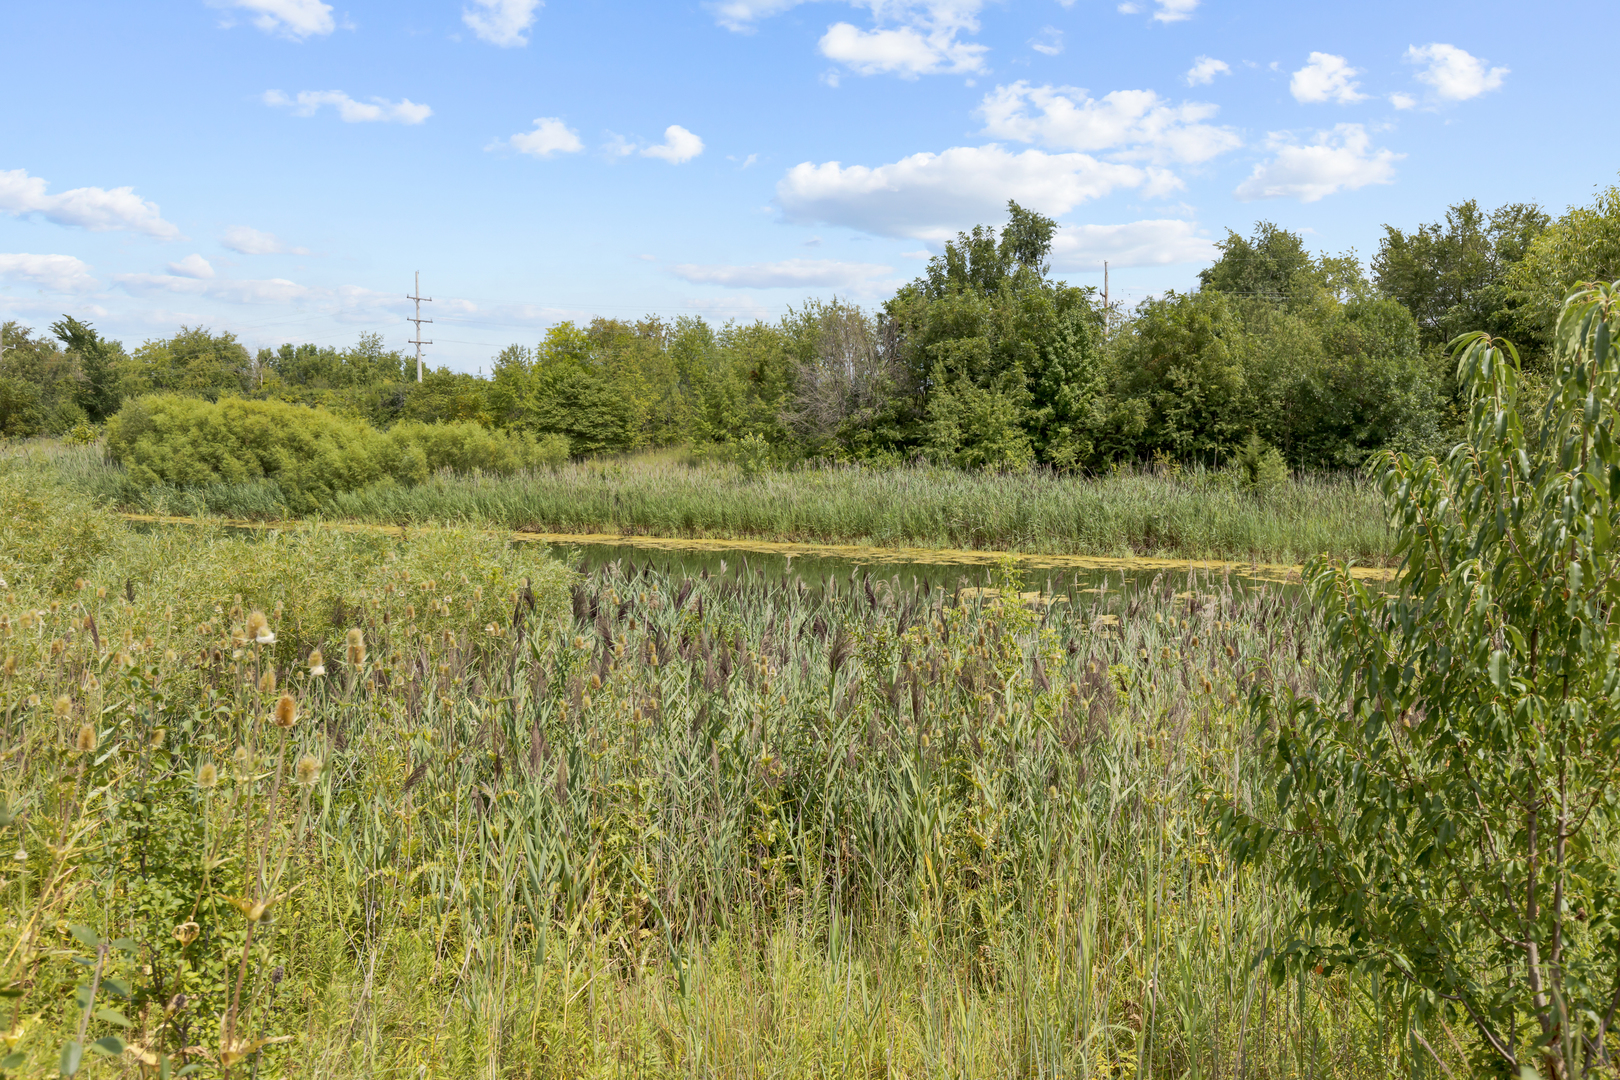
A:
105 396 567 514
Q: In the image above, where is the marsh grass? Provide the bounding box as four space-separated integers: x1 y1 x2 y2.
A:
5 440 1391 565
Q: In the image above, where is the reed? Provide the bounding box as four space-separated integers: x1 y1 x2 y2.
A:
0 474 1438 1077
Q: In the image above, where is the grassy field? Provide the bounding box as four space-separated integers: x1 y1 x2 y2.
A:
7 441 1394 566
0 471 1433 1078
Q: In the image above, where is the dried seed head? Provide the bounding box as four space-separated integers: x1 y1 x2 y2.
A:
173 921 200 945
573 635 586 650
345 628 366 665
308 649 326 677
258 669 277 694
53 694 72 720
75 578 86 590
96 586 107 599
2 655 14 677
232 745 252 773
246 610 275 645
406 604 416 621
589 673 602 690
26 693 40 708
272 693 297 729
196 762 219 789
75 724 97 753
295 753 321 786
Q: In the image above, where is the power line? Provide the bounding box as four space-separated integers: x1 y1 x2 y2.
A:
406 270 432 382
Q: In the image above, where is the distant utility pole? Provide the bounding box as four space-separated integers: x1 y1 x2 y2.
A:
1103 260 1110 338
406 270 433 382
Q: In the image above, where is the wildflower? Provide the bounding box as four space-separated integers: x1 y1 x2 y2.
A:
196 762 219 789
75 724 97 753
26 693 40 708
345 628 366 666
308 649 326 677
53 694 72 720
272 693 298 729
295 753 321 786
246 610 275 645
173 921 199 946
232 745 252 774
258 669 277 694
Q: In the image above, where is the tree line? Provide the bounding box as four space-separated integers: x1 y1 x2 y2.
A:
4 181 1618 472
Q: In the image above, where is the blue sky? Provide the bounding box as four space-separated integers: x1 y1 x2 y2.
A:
1 0 1609 370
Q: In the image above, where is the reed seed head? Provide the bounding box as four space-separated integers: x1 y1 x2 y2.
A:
196 762 218 789
308 649 326 676
273 693 298 728
75 724 97 753
295 753 321 786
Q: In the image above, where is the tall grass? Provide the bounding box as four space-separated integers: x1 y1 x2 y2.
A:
0 475 1438 1076
5 441 1392 565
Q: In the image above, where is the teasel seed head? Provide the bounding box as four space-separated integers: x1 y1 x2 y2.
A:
196 762 219 789
308 648 326 676
258 669 277 694
273 693 298 729
2 654 14 677
246 610 275 645
345 628 366 665
589 673 602 690
53 694 72 720
295 753 321 786
75 724 97 753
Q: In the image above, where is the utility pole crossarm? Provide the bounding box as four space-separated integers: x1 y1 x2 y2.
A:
406 270 433 382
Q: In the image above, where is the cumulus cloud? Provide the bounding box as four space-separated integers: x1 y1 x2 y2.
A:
262 90 432 124
1234 124 1401 202
670 258 894 288
505 117 583 157
167 254 215 279
1405 43 1507 102
0 253 98 292
642 125 705 164
1030 26 1063 56
978 82 1241 165
217 0 335 39
1119 0 1198 22
0 168 180 239
1048 219 1216 271
777 144 1152 242
1290 53 1366 104
221 225 308 255
1390 92 1417 110
463 0 541 47
115 272 312 306
714 1 988 78
1185 56 1229 86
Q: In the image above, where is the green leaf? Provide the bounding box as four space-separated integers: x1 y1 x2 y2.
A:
58 1041 82 1077
174 1066 204 1077
67 926 100 952
93 1006 131 1028
1489 650 1508 689
108 938 137 954
1 1052 27 1072
99 978 131 1000
88 1036 123 1057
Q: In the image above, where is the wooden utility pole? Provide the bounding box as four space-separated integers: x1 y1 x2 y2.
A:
406 271 433 382
1103 260 1110 338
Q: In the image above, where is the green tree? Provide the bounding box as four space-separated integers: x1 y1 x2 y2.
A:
51 315 122 421
1214 282 1620 1076
1507 184 1620 359
1198 221 1321 305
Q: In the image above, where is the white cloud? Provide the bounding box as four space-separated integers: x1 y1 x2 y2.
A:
263 90 432 124
463 0 541 47
115 272 313 305
1290 53 1366 104
0 168 180 239
978 82 1241 165
218 0 335 39
1405 43 1507 102
0 253 98 292
507 117 583 157
714 1 988 78
642 125 705 164
1185 56 1229 86
777 144 1150 242
1119 0 1198 21
1390 92 1417 110
670 258 894 288
167 254 215 279
1234 124 1401 203
1048 219 1215 271
1030 27 1063 56
221 225 308 255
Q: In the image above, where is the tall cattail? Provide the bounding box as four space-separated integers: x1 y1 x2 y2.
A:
272 693 297 729
345 628 366 665
308 649 326 677
246 610 275 645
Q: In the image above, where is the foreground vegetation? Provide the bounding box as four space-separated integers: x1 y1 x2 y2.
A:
1 472 1411 1077
11 440 1392 565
